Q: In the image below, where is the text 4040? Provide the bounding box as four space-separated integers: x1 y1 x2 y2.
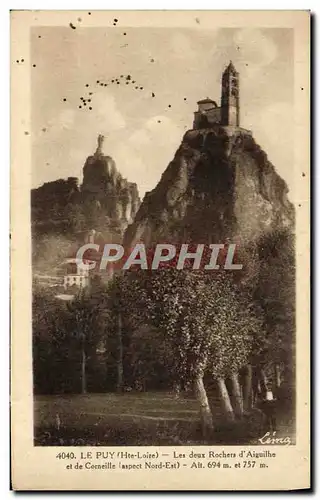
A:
56 452 76 460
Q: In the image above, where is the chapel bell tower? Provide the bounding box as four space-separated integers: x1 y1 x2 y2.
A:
220 61 240 127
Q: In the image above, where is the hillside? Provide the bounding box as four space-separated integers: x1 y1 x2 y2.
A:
124 125 294 248
32 136 140 275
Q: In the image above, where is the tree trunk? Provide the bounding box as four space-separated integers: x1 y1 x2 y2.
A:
217 377 235 421
243 364 253 411
260 368 268 398
81 336 87 394
274 363 281 389
116 311 123 392
194 375 214 438
173 382 181 399
230 372 243 418
252 367 260 405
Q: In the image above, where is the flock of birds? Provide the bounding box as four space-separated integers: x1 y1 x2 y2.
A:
17 14 191 129
61 78 188 113
61 74 189 115
65 74 154 112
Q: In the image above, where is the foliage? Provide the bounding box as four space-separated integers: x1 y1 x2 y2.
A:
126 325 175 390
65 288 109 347
33 290 78 393
121 268 264 384
255 229 295 377
32 286 112 394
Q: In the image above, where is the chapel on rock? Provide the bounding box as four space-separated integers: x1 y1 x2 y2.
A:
193 61 241 129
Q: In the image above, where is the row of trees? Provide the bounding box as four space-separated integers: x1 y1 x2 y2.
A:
33 281 172 395
118 268 264 436
33 229 295 437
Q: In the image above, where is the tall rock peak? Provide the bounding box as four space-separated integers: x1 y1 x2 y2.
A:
81 136 140 236
32 134 141 266
124 63 294 249
124 125 293 249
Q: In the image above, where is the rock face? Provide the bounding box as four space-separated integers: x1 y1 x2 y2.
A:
124 125 294 248
82 141 140 231
32 135 140 241
31 136 140 275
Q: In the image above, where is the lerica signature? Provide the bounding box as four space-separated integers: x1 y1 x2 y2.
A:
258 432 292 445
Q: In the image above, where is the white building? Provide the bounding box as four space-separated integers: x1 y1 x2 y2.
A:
62 258 92 290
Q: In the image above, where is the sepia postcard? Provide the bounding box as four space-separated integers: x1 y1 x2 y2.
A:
11 10 310 491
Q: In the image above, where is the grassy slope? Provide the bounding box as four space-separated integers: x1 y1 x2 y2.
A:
34 392 295 446
35 393 201 427
34 393 210 445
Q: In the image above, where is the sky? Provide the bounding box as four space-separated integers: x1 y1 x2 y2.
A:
32 26 294 198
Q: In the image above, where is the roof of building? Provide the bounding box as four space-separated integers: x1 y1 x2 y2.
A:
197 98 215 104
60 258 95 267
55 294 75 301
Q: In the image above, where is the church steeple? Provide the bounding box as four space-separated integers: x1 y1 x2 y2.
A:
220 61 240 126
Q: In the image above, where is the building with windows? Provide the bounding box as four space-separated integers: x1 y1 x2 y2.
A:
193 61 240 129
63 257 91 290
